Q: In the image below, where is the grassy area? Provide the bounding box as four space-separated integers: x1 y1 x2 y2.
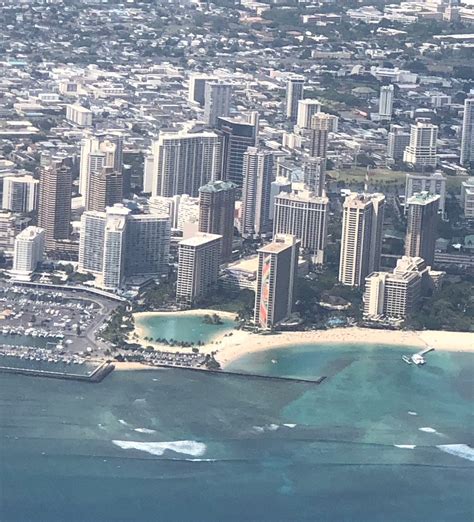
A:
329 168 467 194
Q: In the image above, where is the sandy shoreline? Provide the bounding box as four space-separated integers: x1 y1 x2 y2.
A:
117 317 473 371
215 327 474 368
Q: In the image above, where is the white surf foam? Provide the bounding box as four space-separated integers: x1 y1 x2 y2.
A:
267 423 279 431
419 427 437 433
112 440 206 457
408 411 418 416
394 444 416 449
252 426 265 433
283 423 297 428
118 419 130 426
437 444 474 462
134 428 157 434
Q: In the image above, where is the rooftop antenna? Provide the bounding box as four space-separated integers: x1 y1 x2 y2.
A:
364 166 370 193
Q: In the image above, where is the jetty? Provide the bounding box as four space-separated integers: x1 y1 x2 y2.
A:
135 363 326 384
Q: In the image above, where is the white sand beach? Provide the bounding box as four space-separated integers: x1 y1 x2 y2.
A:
121 309 473 371
215 327 474 368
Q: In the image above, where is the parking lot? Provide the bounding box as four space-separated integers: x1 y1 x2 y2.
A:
0 282 120 355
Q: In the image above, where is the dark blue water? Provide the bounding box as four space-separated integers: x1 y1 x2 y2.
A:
0 343 473 521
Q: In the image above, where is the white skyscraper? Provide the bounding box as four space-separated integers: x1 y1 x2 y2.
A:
273 189 328 264
241 148 274 236
460 97 474 166
339 193 385 287
2 175 39 213
11 226 45 280
204 82 232 127
378 85 394 120
296 99 321 129
405 171 446 214
176 233 222 305
269 177 292 221
285 76 305 122
151 129 221 197
79 134 123 204
403 121 438 168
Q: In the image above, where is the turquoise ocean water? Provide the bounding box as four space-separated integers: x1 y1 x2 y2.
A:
0 342 473 521
135 313 235 344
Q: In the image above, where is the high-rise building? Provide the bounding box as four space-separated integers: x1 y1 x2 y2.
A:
11 226 45 280
38 159 72 253
254 234 300 329
309 112 332 158
403 121 438 168
405 171 446 214
303 157 326 196
460 177 474 219
79 205 170 290
378 84 394 120
79 134 123 202
143 154 155 193
217 115 258 187
296 99 321 129
2 175 39 213
198 180 236 262
387 125 410 164
86 166 123 212
204 82 232 127
151 129 221 197
176 233 222 305
285 76 305 122
273 189 328 264
460 97 474 166
241 148 274 237
339 193 385 287
188 74 218 106
124 214 171 279
405 192 440 266
269 177 292 221
364 256 443 320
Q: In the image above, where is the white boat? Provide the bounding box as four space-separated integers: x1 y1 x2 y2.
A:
402 355 412 365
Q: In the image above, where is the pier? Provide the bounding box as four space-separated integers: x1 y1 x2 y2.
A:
0 360 114 383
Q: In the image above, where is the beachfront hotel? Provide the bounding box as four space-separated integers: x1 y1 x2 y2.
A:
254 234 300 329
176 233 222 305
364 256 444 320
338 192 385 287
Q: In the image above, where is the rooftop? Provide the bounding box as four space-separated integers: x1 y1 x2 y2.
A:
179 233 222 247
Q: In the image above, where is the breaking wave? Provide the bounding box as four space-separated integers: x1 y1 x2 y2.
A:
437 444 474 462
112 440 206 457
134 428 157 434
394 444 416 449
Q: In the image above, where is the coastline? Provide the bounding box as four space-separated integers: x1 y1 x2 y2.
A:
214 327 474 368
